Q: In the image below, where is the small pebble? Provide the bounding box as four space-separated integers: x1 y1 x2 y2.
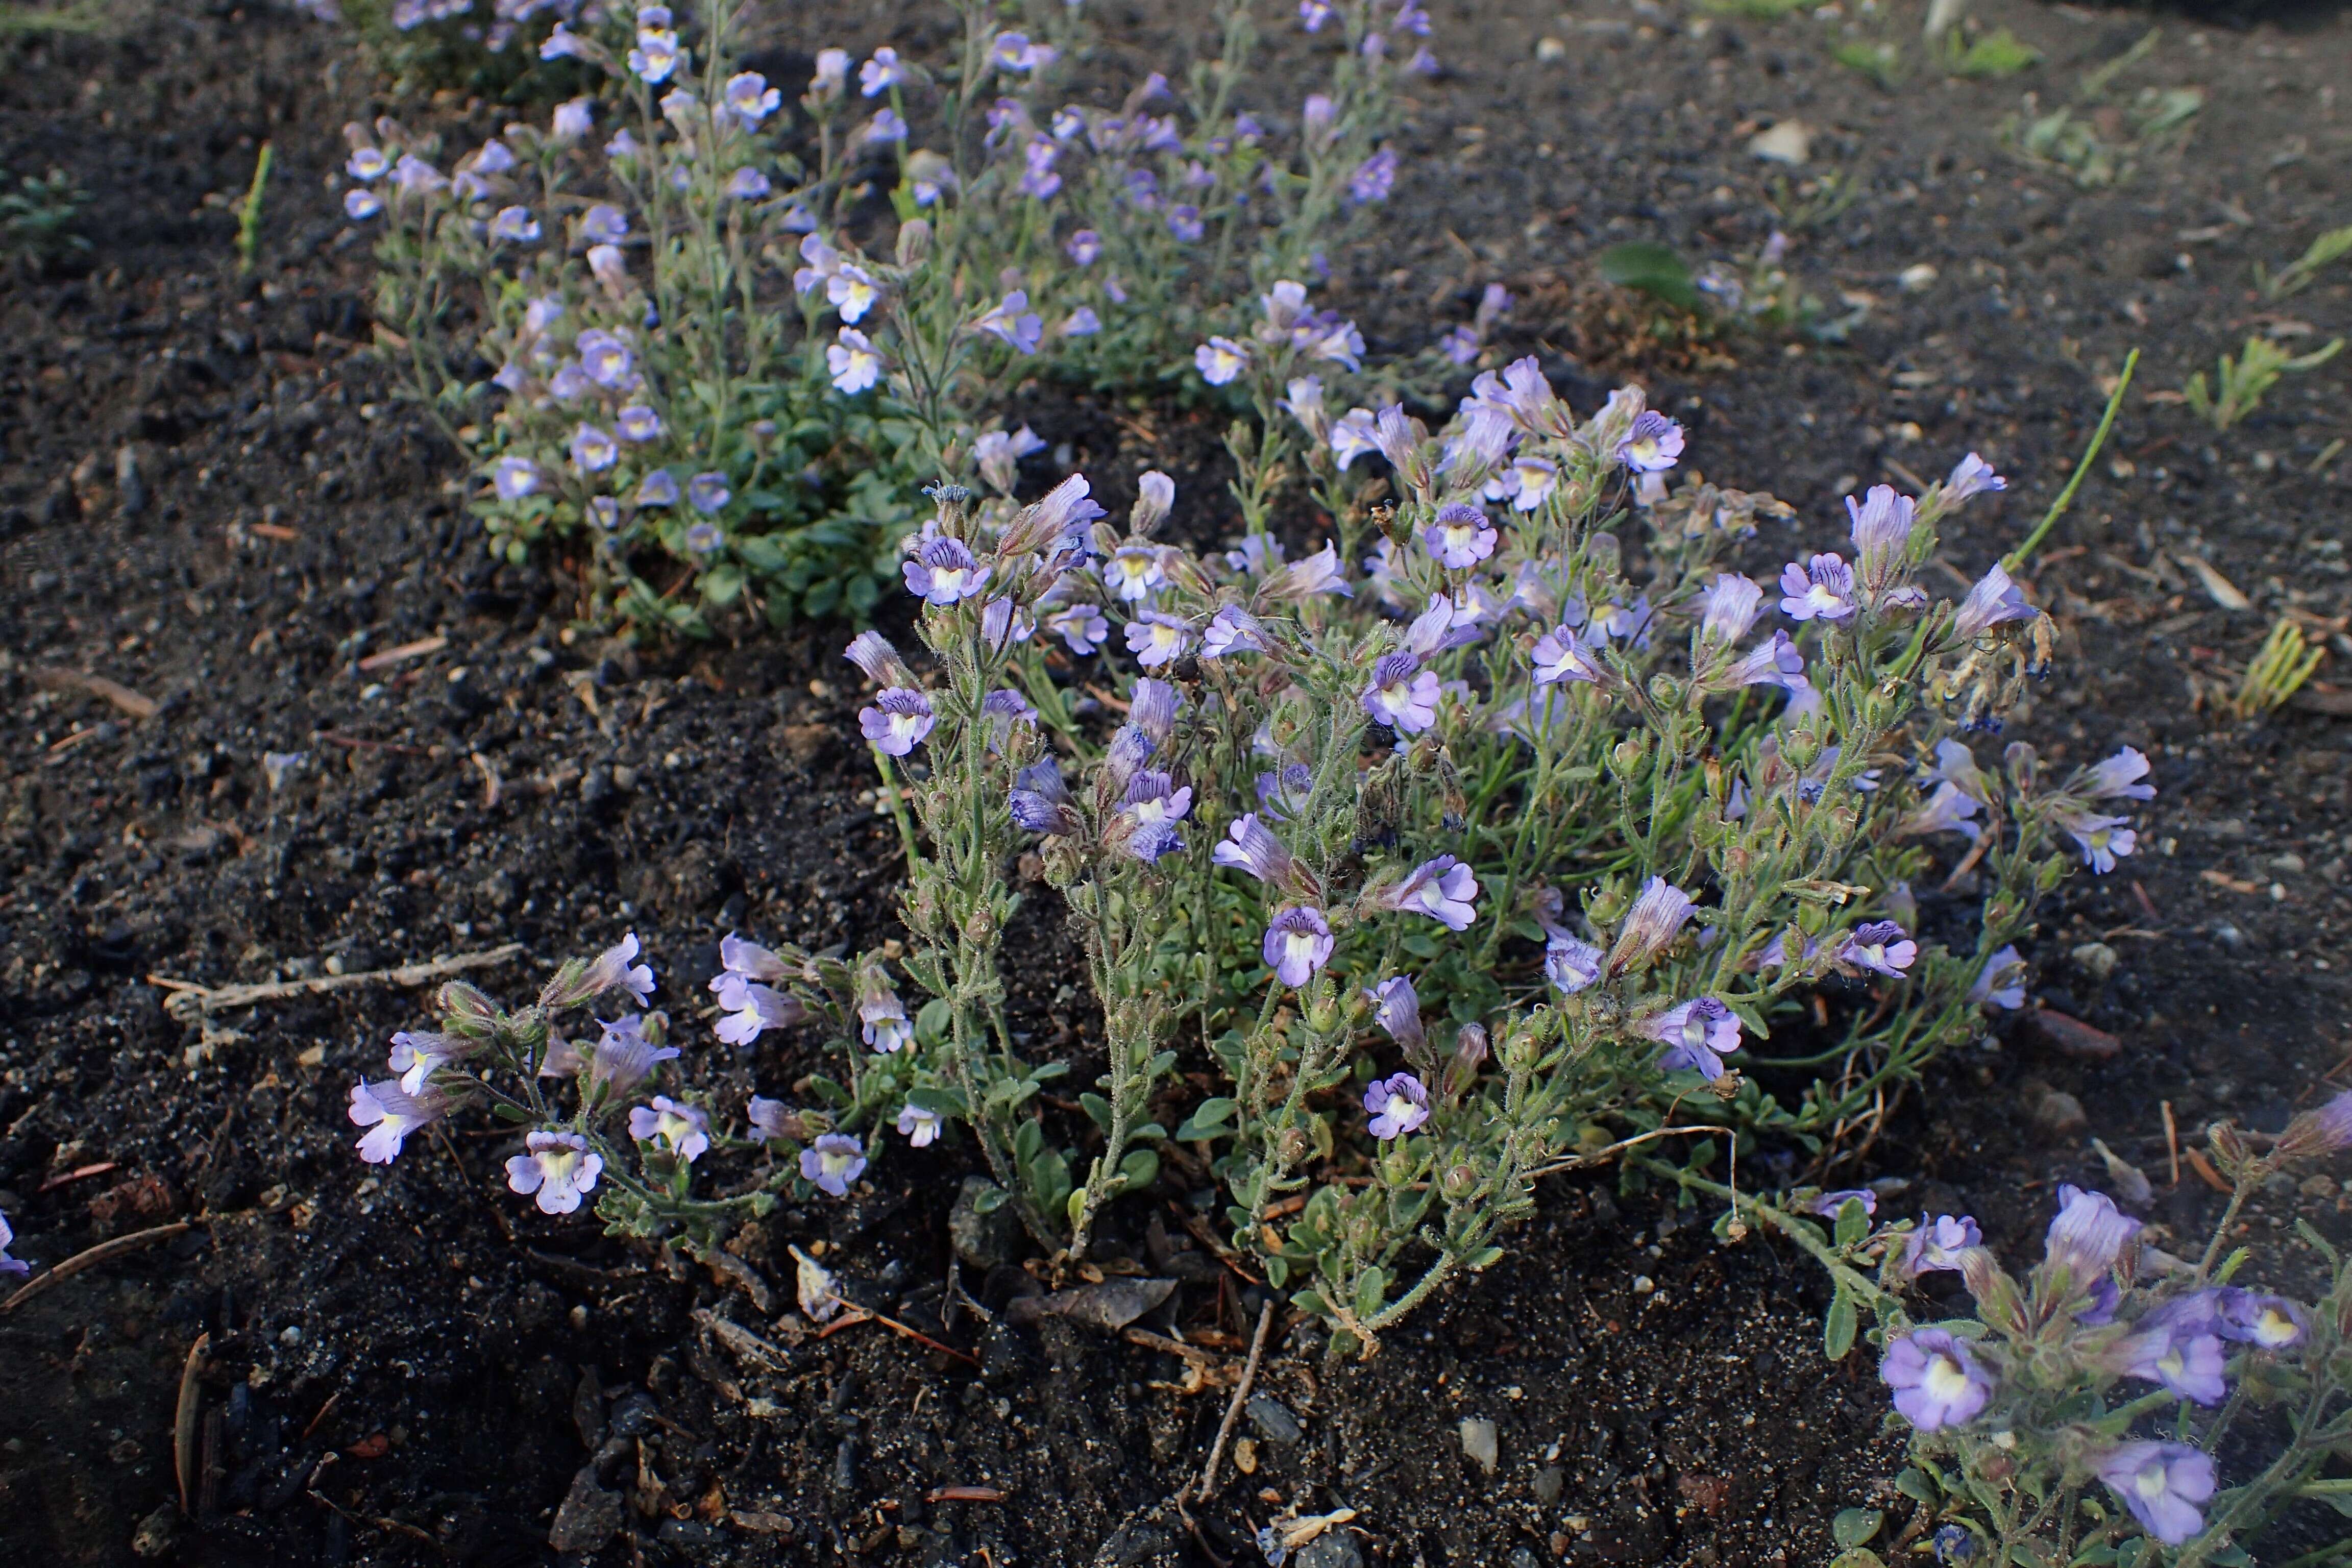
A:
1460 1417 1499 1474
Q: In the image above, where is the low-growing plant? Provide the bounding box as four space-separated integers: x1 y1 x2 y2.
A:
2259 225 2352 303
349 0 1444 634
0 162 89 268
235 142 273 275
297 0 612 101
1660 1096 2352 1566
2183 335 2344 432
2004 85 2203 190
2233 617 2326 719
1941 24 2038 80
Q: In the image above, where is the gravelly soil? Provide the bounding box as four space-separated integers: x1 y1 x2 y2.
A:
2 0 2349 1563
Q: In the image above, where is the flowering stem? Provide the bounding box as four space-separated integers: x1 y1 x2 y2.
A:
1641 1158 1901 1319
2001 348 2139 575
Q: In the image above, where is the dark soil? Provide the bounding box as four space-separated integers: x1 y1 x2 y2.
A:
4 0 2350 1564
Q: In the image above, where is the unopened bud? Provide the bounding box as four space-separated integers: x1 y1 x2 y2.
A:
440 979 501 1037
895 216 932 267
1440 1163 1479 1202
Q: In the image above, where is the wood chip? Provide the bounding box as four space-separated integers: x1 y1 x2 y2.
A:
30 667 158 719
2182 556 2251 611
355 634 449 673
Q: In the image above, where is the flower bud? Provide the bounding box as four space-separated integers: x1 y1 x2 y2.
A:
440 979 502 1038
1440 1163 1479 1202
1441 1022 1489 1102
1278 1126 1314 1166
895 217 932 268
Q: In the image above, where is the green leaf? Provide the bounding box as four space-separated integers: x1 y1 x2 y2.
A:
1117 1149 1160 1191
1081 1093 1114 1133
1598 240 1703 313
807 1074 851 1109
489 1101 534 1123
915 998 953 1047
1823 1289 1858 1361
1833 1197 1871 1248
1827 1554 1885 1568
1014 1118 1043 1164
906 1086 967 1117
1264 1255 1290 1288
971 1184 1009 1215
1831 1510 1882 1549
1351 1267 1388 1321
1466 1245 1506 1270
1894 1468 1936 1505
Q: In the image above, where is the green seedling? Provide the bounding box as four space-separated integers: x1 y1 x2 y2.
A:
0 163 88 267
1942 26 2038 79
2233 618 2325 717
236 142 273 275
2182 334 2343 431
1832 39 1905 89
2258 224 2352 302
1597 240 1703 314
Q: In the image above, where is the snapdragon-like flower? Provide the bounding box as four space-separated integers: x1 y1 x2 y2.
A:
579 932 655 1006
2062 810 2137 873
1215 814 1295 886
628 23 679 83
903 536 991 605
349 1079 450 1163
1901 780 1984 841
714 981 805 1047
981 599 1035 653
827 327 881 394
1530 624 1605 687
1900 1214 1981 1275
897 1103 943 1148
391 153 448 192
1124 610 1193 668
2283 1090 2352 1157
636 470 678 508
1009 757 1083 838
1952 562 2037 639
1968 945 2027 1010
607 405 661 445
493 455 542 502
1696 574 1766 645
347 145 389 181
0 1210 26 1276
1609 876 1696 973
1880 1329 1993 1432
1066 228 1101 266
1195 336 1249 386
1132 470 1177 534
388 1029 471 1094
587 1014 679 1094
1361 651 1440 733
1263 905 1334 988
1264 543 1352 601
1943 452 2006 505
629 1095 710 1162
1810 1189 1878 1218
1101 544 1164 604
722 71 781 130
506 1130 603 1214
1640 998 1741 1080
1589 596 1654 647
1847 485 1917 592
1364 1073 1430 1139
1617 411 1684 472
859 688 936 755
570 423 617 473
801 1133 868 1196
1545 935 1603 995
2094 1443 2214 1547
2044 1183 2142 1283
1367 975 1424 1051
746 1095 795 1143
827 264 879 323
576 328 635 388
1713 629 1808 694
1202 605 1269 658
727 166 772 200
1114 770 1191 863
1348 148 1397 205
1327 407 1380 470
345 188 383 220
1493 453 1558 513
1039 601 1107 656
1839 921 1917 978
1299 0 1334 27
1422 502 1498 569
1779 552 1859 622
860 107 910 145
2081 745 2157 802
2214 1288 2310 1349
973 291 1043 353
1380 855 1479 931
2113 1321 2228 1405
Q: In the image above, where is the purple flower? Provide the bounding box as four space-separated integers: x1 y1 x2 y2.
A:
1202 605 1269 658
1214 814 1295 887
727 166 772 201
1590 596 1654 647
1530 625 1605 686
570 423 617 473
617 404 664 443
1493 453 1558 512
1422 503 1498 570
1901 780 1984 841
1438 326 1479 365
387 1028 474 1095
349 1079 450 1164
2215 1288 2310 1349
493 455 542 502
1047 602 1111 655
1009 757 1083 838
897 1103 944 1148
1019 139 1062 200
2044 1183 2142 1284
1125 609 1194 668
1167 204 1204 242
588 1014 678 1094
1779 552 1858 622
1697 574 1766 645
1361 651 1441 733
1256 763 1315 821
1943 452 2006 504
981 598 1034 652
714 982 805 1047
859 107 909 146
1640 998 1741 1080
1716 630 1808 693
390 153 447 193
746 1095 794 1143
859 688 936 756
576 327 635 387
1811 1189 1878 1218
1348 148 1397 205
1364 1073 1430 1139
826 263 879 323
2082 746 2156 802
344 188 383 220
1968 945 2027 1010
0 1210 27 1276
859 46 906 96
1610 876 1696 973
801 1133 869 1197
506 1130 603 1214
2114 1322 2229 1405
1381 855 1479 932
1062 306 1101 336
1880 1328 1993 1432
1367 975 1424 1050
1545 935 1603 995
682 471 730 514
628 23 679 83
2061 810 2137 873
1840 921 1917 978
582 932 656 1005
2286 1091 2352 1156
580 203 628 246
860 991 912 1054
1617 411 1684 472
974 291 1043 354
1263 905 1335 988
1264 543 1351 600
634 470 677 508
1952 563 2038 639
1066 228 1101 266
1196 336 1250 385
1298 0 1334 28
722 70 781 129
903 536 992 605
629 1095 710 1162
2094 1443 2214 1546
1115 770 1193 862
1329 407 1380 469
1847 485 1917 592
1900 1214 1981 1275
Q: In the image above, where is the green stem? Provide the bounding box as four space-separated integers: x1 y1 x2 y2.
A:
2002 348 2139 574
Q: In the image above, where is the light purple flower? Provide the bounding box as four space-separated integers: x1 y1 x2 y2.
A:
1779 552 1858 622
344 188 384 220
1847 485 1917 591
1364 1073 1430 1139
493 455 542 501
1298 0 1334 28
388 1029 470 1095
1256 764 1315 822
746 1095 793 1143
1640 998 1741 1080
1697 574 1766 645
1047 602 1110 655
1968 945 2027 1010
1009 757 1083 837
1328 408 1380 470
1881 1328 1993 1432
1020 139 1062 200
629 1095 710 1162
827 327 881 394
628 24 679 83
1530 624 1605 686
1061 306 1101 337
1717 629 1809 693
2094 1443 2214 1546
2062 810 2137 873
2215 1288 2310 1350
1545 935 1603 995
1617 411 1684 472
1900 1214 1981 1275
859 107 909 145
722 70 781 129
581 932 655 1005
897 1103 944 1148
1114 771 1191 863
636 470 679 507
2114 1322 2229 1405
860 992 913 1054
1840 921 1917 978
1066 228 1101 266
1494 453 1558 513
980 598 1034 652
2044 1184 2142 1283
506 1130 603 1214
1214 814 1295 886
1610 876 1696 972
685 473 732 516
1202 605 1269 658
576 328 635 387
859 46 906 96
0 1211 26 1276
1125 609 1194 668
1348 148 1397 205
1167 204 1204 243
1901 780 1983 841
827 264 879 323
800 1133 868 1197
1381 855 1479 931
1196 337 1250 386
570 423 618 474
903 536 991 606
2082 746 2156 801
727 166 772 200
391 153 448 192
349 1079 450 1164
859 688 936 756
347 146 389 182
974 291 1043 353
714 982 805 1047
1367 975 1424 1051
616 404 664 443
1811 1189 1878 1218
1422 503 1498 570
1263 905 1334 988
1943 452 2006 504
1266 543 1352 601
1952 563 2038 639
1361 651 1440 733
587 1014 678 1093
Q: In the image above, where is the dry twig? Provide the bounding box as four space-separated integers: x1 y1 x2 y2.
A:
147 943 524 1019
1 1220 195 1312
1190 1298 1276 1504
31 666 158 719
176 1332 210 1514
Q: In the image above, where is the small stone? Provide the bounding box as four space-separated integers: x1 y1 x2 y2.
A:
1460 1416 1500 1474
130 1504 178 1558
1232 1436 1259 1474
1245 1394 1303 1445
1898 263 1939 291
1535 35 1566 60
948 1177 1023 1271
2069 942 2119 984
1532 1464 1565 1504
547 1466 624 1554
2026 1085 2088 1139
1747 120 1812 164
2018 1008 2121 1061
